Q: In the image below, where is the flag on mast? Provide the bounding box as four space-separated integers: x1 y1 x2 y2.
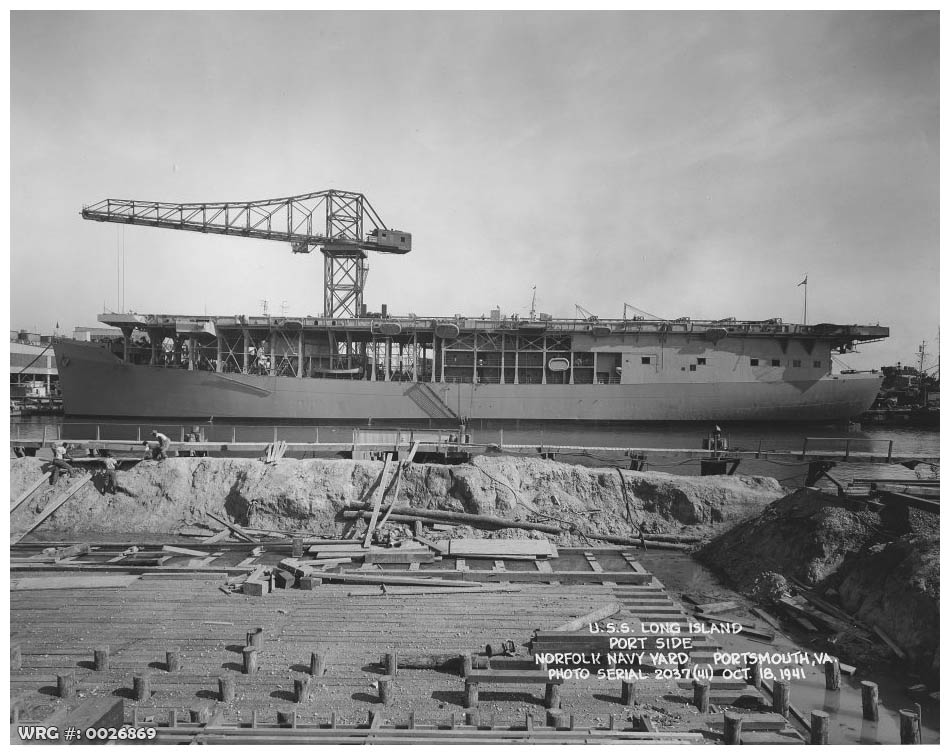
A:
798 275 808 286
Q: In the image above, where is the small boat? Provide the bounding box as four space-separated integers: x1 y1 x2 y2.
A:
548 357 570 372
373 321 402 337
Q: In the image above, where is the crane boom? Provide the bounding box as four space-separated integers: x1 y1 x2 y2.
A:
80 189 411 317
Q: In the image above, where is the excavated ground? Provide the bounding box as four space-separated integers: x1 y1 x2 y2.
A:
10 455 786 543
696 488 939 673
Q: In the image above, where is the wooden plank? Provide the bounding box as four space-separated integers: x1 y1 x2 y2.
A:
446 539 556 559
11 575 141 591
344 504 564 536
364 551 435 565
206 512 258 543
873 625 907 659
319 572 486 588
551 602 623 632
695 600 739 614
466 670 561 685
750 607 783 631
200 528 230 544
12 474 92 544
10 472 52 512
363 453 395 547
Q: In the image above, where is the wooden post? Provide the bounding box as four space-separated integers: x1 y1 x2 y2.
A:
133 673 151 701
251 711 259 728
748 658 761 689
772 679 790 718
378 675 393 705
693 678 710 713
899 709 921 744
413 519 423 538
242 647 258 675
294 677 310 703
166 650 182 672
407 711 414 730
57 672 77 698
546 709 567 728
190 704 211 724
461 653 473 677
525 712 534 731
94 646 110 672
465 709 480 727
544 682 561 709
464 680 479 708
621 680 636 705
168 710 179 728
861 681 879 722
723 711 743 745
11 644 22 671
810 710 829 744
277 710 296 728
218 676 235 703
310 651 326 677
825 659 841 691
609 713 618 730
292 537 304 558
247 628 263 649
385 651 398 677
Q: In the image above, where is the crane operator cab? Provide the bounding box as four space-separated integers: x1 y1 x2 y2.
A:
368 228 412 252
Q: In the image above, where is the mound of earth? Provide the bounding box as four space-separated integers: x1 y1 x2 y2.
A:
10 455 784 542
695 488 884 591
834 535 939 670
697 487 940 668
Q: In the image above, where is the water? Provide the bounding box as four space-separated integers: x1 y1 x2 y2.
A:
11 417 939 487
639 552 940 744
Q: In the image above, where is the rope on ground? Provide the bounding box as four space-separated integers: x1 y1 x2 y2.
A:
469 459 579 530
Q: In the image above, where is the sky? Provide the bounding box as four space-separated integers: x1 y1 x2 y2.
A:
8 10 939 371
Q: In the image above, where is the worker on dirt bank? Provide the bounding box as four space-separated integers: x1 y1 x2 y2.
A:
101 451 119 494
49 442 76 484
150 430 172 460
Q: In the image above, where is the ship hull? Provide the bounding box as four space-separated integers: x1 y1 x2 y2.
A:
55 340 882 422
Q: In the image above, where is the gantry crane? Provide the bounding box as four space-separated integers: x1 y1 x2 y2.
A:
81 189 411 318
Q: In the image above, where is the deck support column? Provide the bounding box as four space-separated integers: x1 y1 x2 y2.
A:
269 331 277 376
216 332 224 373
298 328 304 379
412 332 418 381
385 337 392 381
242 329 249 374
500 333 505 385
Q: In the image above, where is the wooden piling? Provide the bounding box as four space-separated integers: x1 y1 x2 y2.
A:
294 677 311 704
242 647 258 675
861 681 879 722
810 710 829 744
772 679 790 718
277 710 296 728
693 678 710 713
464 680 479 708
609 713 618 730
465 708 480 727
407 711 414 730
899 709 920 744
166 650 182 672
461 653 473 677
57 672 77 699
378 675 393 705
621 679 636 705
11 644 21 671
546 709 567 728
247 628 264 649
825 659 841 691
292 537 304 558
251 711 259 728
385 651 398 677
545 682 561 709
190 704 211 724
525 712 534 731
310 651 326 677
132 673 151 701
747 658 761 689
218 675 235 703
723 711 743 745
93 646 110 672
413 520 423 538
168 711 179 728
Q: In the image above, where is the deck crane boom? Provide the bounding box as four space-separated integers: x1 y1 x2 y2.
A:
80 189 411 318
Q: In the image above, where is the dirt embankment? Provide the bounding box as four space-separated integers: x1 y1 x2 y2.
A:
696 488 939 670
10 455 785 542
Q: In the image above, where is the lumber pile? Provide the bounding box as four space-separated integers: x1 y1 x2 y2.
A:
261 440 288 464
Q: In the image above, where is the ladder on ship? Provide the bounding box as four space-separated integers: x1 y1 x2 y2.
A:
405 383 458 421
